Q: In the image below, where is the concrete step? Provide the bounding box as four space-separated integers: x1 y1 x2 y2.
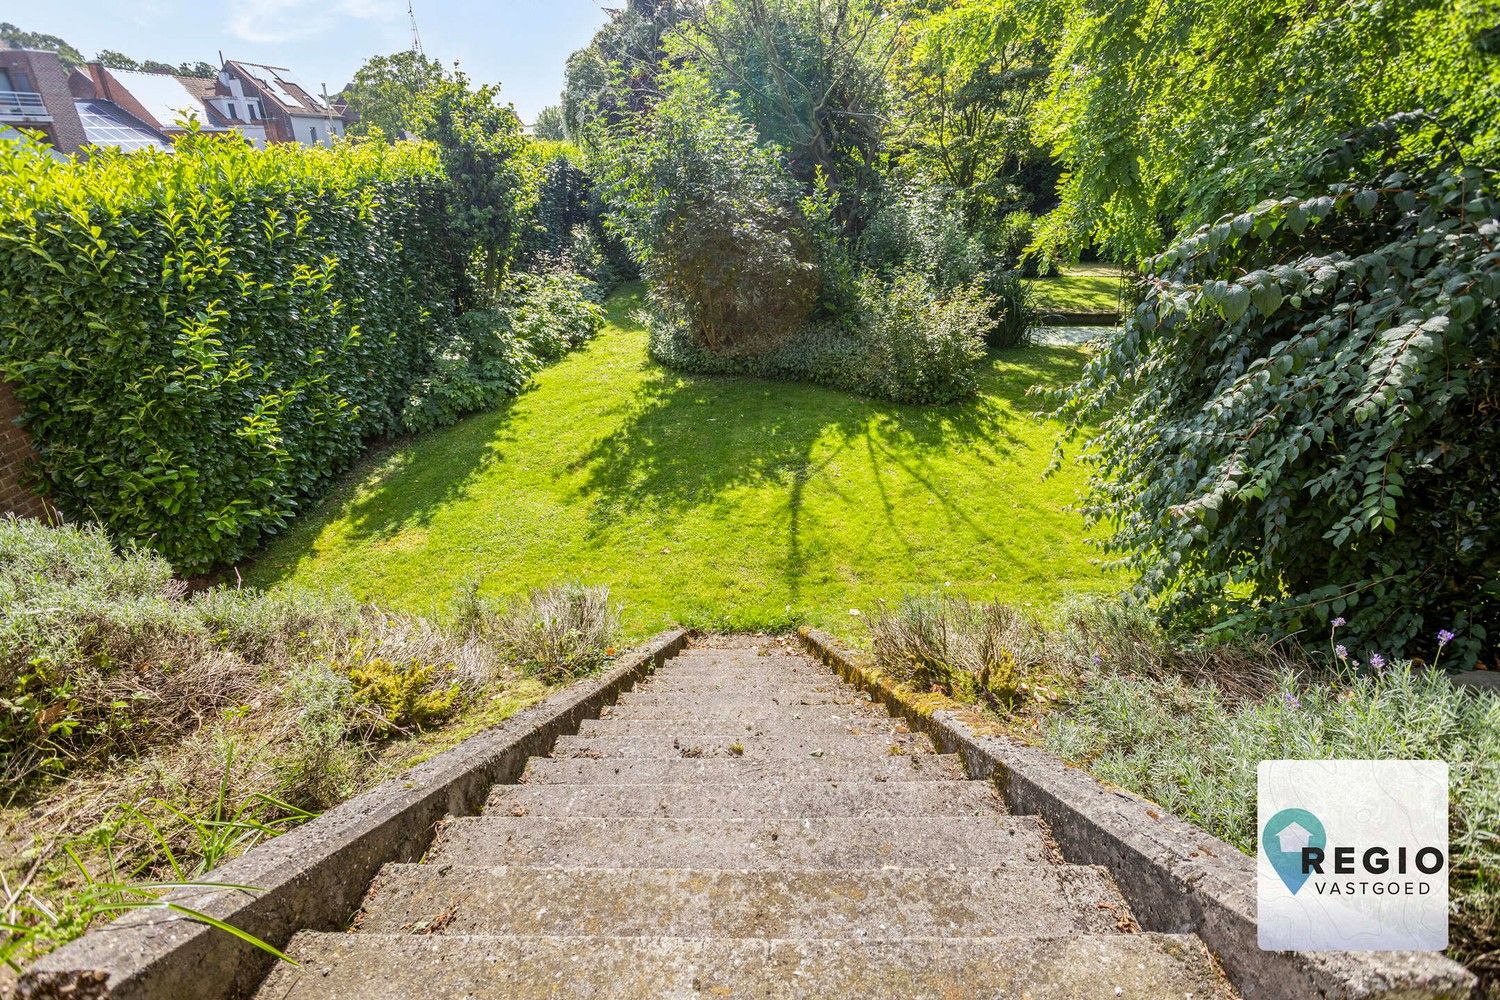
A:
616 690 867 708
355 863 1136 937
259 932 1236 999
486 780 1005 818
637 675 847 695
599 701 890 723
575 716 909 738
425 816 1053 869
522 753 965 784
549 730 933 760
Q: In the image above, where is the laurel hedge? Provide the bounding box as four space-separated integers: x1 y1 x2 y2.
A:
0 133 464 571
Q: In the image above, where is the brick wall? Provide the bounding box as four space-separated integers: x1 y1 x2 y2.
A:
0 49 87 154
0 381 52 521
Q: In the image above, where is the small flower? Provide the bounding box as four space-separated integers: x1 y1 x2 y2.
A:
1369 653 1386 670
1283 693 1301 710
848 608 862 617
1090 653 1102 667
1331 617 1346 628
1437 629 1455 646
1334 644 1348 660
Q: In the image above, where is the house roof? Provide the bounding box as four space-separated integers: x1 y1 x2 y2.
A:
99 67 229 132
225 61 331 117
74 99 174 152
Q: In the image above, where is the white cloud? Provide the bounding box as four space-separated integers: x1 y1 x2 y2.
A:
230 0 400 45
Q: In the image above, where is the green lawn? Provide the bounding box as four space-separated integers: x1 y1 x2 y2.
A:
244 286 1117 643
1027 263 1126 315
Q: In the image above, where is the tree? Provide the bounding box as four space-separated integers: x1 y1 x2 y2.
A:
412 71 537 298
888 0 1054 218
1029 0 1500 264
672 0 904 234
344 51 448 140
532 104 568 140
95 50 141 71
0 23 84 68
561 0 695 137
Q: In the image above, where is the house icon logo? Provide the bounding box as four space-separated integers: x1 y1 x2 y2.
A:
1262 807 1326 895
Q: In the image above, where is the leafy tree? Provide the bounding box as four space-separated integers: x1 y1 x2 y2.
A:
0 23 84 68
344 51 448 140
413 71 537 298
95 50 141 72
561 0 693 137
178 61 217 79
594 66 818 352
1053 140 1499 667
673 0 902 233
887 0 1055 218
532 104 568 140
1029 0 1500 264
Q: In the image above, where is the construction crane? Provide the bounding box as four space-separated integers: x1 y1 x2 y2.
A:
408 1 424 56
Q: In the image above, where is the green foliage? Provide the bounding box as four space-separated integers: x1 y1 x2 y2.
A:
1053 161 1499 666
413 71 537 298
0 132 461 571
1043 662 1499 981
675 0 897 231
595 68 819 353
345 655 459 732
888 0 1055 218
981 269 1037 349
532 104 569 141
869 594 1044 709
343 50 449 140
403 273 605 434
0 22 84 68
517 142 629 290
562 0 691 138
860 179 988 291
1030 0 1500 264
859 272 992 403
649 270 992 404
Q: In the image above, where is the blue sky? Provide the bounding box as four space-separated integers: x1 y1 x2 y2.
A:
5 1 610 122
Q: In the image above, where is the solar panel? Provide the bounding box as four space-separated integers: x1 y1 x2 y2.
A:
75 100 174 153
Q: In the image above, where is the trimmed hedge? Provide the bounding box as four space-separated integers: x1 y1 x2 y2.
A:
0 132 463 571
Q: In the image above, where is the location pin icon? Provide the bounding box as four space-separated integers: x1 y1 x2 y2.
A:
1262 808 1326 895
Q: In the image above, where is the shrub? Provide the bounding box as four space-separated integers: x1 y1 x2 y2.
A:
402 272 602 434
988 210 1040 274
1042 663 1499 986
594 67 819 354
1052 160 1500 666
648 271 991 406
868 594 1042 709
0 131 462 571
490 583 619 683
981 269 1038 349
859 273 992 404
345 655 460 733
860 179 987 292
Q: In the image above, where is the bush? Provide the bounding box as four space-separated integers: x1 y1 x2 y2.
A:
988 210 1044 277
1043 663 1499 987
402 272 603 434
860 273 992 404
1053 161 1500 666
0 132 462 571
488 583 620 683
860 179 987 292
869 594 1043 709
594 67 819 354
649 271 991 405
981 269 1038 348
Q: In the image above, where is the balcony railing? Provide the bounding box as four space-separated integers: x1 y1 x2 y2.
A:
0 90 50 119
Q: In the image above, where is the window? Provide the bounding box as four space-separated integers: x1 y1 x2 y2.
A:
225 103 239 120
0 69 12 92
249 101 262 119
308 125 318 144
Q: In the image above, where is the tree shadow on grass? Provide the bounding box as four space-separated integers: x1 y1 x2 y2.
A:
569 341 1086 601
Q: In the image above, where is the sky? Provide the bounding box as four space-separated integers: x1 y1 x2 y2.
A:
2 0 610 123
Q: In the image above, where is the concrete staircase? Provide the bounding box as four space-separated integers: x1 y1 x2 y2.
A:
256 637 1237 999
